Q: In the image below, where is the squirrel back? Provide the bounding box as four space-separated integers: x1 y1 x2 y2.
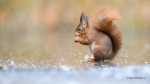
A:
91 8 122 56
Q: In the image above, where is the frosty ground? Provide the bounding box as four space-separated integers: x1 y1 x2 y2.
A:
0 64 149 84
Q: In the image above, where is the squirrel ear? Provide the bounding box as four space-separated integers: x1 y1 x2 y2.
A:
80 12 88 26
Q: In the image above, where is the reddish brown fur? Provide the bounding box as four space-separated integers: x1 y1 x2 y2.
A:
74 8 122 61
91 8 122 56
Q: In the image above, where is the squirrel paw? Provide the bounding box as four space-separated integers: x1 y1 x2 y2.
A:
84 54 95 62
86 58 95 62
74 38 79 42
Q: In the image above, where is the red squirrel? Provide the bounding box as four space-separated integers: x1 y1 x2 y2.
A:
74 8 122 62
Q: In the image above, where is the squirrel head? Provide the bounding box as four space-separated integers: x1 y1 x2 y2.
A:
74 12 89 38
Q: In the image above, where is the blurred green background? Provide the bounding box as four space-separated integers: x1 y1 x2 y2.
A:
0 0 150 67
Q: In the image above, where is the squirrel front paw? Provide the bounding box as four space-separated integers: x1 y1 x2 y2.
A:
74 38 79 42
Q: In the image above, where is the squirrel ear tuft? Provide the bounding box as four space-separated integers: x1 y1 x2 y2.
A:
80 12 88 25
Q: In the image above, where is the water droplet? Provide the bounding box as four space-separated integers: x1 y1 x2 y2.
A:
61 59 64 61
11 61 14 65
27 60 29 62
145 61 150 64
116 62 119 65
6 59 10 63
125 60 128 62
84 54 89 59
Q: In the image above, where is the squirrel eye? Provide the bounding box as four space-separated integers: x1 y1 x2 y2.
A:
78 27 82 31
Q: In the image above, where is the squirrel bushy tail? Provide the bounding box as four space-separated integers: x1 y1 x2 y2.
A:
91 8 122 56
